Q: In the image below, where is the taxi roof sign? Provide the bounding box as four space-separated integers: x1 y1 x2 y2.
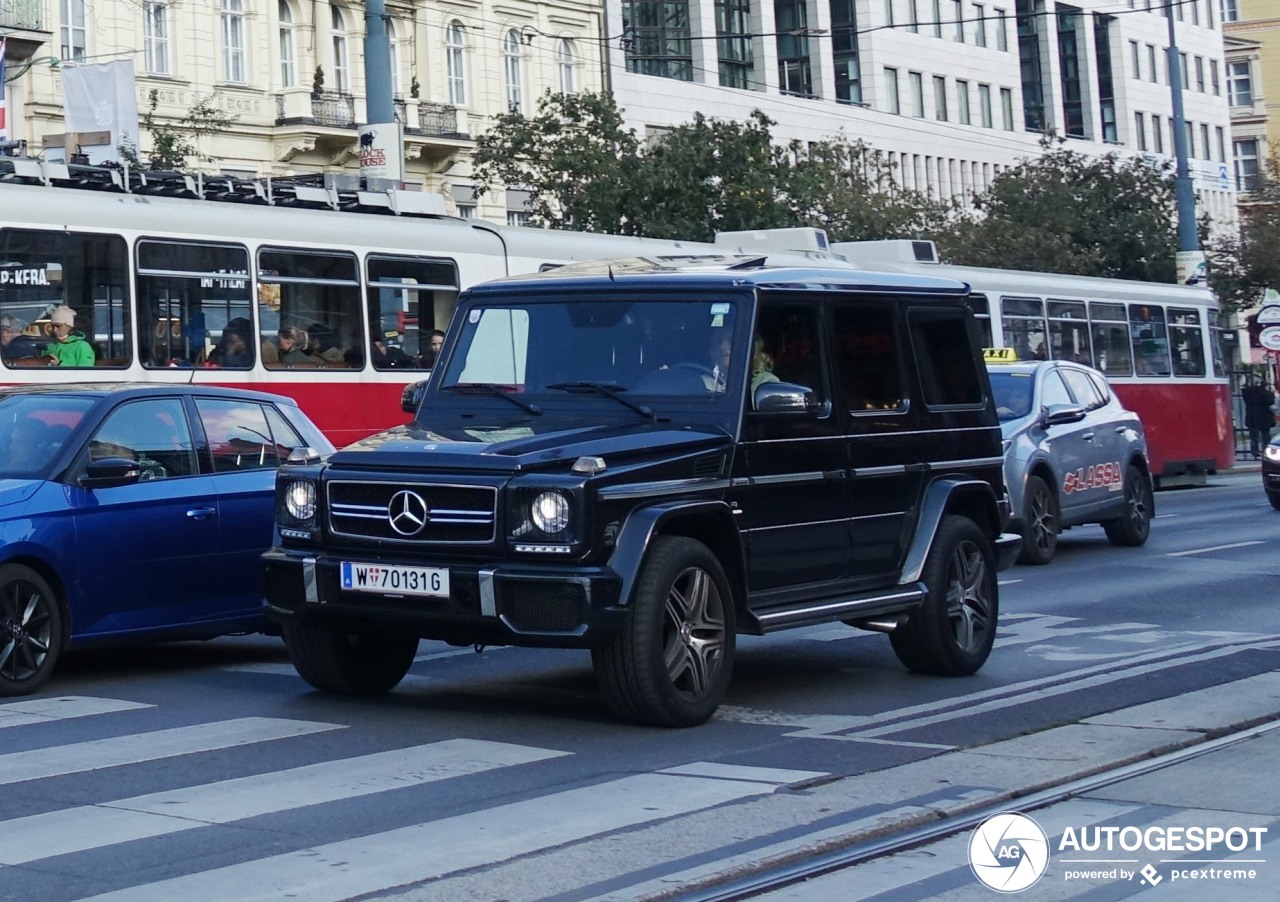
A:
983 347 1019 363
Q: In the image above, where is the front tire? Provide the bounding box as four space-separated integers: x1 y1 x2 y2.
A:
593 536 735 727
0 564 64 697
1267 490 1280 512
1017 475 1059 565
281 621 418 694
891 516 997 676
1102 464 1153 547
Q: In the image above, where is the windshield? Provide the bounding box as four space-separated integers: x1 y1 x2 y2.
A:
439 298 742 401
0 395 93 478
988 371 1034 422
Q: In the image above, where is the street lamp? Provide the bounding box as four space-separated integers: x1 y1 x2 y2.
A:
1165 0 1203 284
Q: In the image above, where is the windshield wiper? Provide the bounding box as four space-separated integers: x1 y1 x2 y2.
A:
441 383 542 415
546 381 657 420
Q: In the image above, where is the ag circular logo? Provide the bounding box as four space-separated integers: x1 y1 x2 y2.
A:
969 812 1050 893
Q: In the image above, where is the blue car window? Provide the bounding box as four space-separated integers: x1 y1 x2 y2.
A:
196 398 298 472
89 398 197 480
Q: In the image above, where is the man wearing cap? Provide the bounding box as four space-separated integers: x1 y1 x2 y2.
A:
46 306 96 367
0 315 45 361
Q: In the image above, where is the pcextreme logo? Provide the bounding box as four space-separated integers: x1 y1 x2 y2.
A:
969 812 1051 893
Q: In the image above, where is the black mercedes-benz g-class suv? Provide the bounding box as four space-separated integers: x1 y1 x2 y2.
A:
263 256 1021 727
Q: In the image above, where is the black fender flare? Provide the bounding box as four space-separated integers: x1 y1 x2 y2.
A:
606 499 744 610
900 478 1001 584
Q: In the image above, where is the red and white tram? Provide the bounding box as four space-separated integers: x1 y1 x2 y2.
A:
0 165 712 445
829 239 1234 484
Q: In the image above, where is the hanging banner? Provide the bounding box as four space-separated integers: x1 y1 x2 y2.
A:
60 59 140 163
358 121 404 184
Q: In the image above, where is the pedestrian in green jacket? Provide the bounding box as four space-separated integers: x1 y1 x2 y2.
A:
46 306 96 367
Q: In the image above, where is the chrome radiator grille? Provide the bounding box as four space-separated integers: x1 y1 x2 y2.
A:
327 480 497 544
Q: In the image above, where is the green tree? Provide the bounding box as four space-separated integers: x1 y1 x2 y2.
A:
628 110 800 241
939 135 1179 282
119 89 239 170
788 137 959 242
1208 152 1280 314
471 91 641 233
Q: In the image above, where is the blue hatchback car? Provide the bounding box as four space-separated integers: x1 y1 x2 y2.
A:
0 383 333 696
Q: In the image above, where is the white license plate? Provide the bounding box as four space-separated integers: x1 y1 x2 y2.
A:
341 562 450 598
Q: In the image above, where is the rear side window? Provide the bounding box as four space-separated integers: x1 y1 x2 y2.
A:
1060 367 1104 410
909 308 984 407
196 398 304 472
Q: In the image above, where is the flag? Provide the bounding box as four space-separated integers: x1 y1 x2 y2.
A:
60 59 139 162
0 38 9 142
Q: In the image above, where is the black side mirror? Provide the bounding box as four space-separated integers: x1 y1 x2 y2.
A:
80 457 142 489
754 381 820 414
401 378 430 415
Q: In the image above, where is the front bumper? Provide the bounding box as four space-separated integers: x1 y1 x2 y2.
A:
261 548 626 648
994 531 1022 572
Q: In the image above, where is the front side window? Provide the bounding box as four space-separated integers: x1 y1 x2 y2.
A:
60 0 87 61
503 29 524 113
446 22 467 105
90 398 198 480
144 2 171 75
221 0 247 84
0 228 131 368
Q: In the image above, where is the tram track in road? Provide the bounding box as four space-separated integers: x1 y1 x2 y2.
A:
663 718 1280 902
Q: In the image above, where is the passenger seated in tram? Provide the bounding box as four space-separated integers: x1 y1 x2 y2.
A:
208 318 254 367
305 322 346 365
262 326 314 366
0 316 45 362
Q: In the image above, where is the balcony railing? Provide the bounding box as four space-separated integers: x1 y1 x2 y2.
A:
274 93 465 138
0 0 43 29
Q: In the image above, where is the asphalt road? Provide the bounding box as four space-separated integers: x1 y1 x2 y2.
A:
2 470 1276 901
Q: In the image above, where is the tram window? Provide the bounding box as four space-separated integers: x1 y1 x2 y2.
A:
1000 296 1047 361
1047 299 1090 363
1211 326 1229 378
0 228 130 369
258 248 361 370
137 240 250 368
968 293 993 347
1167 306 1205 377
1088 303 1130 376
1128 304 1171 376
363 255 459 371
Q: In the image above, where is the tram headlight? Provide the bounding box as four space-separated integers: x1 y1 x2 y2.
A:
283 479 318 523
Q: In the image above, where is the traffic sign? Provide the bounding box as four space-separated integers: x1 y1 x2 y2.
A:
1257 304 1280 325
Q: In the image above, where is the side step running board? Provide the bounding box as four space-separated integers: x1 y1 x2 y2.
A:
747 585 926 634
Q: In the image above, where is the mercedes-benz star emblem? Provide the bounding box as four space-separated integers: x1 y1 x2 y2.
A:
388 490 429 536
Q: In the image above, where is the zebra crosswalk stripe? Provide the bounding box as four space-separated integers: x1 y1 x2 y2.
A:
0 716 344 785
0 738 569 866
0 696 150 728
82 763 827 902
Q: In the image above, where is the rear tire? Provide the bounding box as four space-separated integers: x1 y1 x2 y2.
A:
593 536 735 727
1102 464 1153 547
1017 475 1059 565
891 516 997 676
281 621 418 694
0 564 64 697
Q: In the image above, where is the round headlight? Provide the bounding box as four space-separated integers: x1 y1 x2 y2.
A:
284 480 317 521
530 491 570 534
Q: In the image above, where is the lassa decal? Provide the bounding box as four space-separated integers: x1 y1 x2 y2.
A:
1064 461 1123 494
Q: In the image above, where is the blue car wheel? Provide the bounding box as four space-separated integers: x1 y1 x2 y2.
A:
0 564 64 696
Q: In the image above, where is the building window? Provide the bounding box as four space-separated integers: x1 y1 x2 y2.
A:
331 5 349 93
1057 6 1085 138
222 0 247 85
1215 125 1225 162
909 71 925 117
1095 13 1116 142
1227 61 1253 107
503 29 524 113
1234 138 1259 191
832 0 861 103
979 83 993 126
279 1 297 87
623 0 694 80
885 67 901 114
932 0 943 38
1221 0 1237 23
1147 44 1158 83
885 0 895 26
1134 112 1147 151
558 39 577 94
957 79 971 124
776 0 815 96
1211 59 1220 95
1001 86 1015 130
717 0 753 89
60 0 87 61
1199 123 1210 161
953 0 964 40
934 75 948 119
1017 0 1045 132
975 4 987 46
994 7 1008 51
446 22 467 105
908 0 919 32
1152 114 1163 153
387 18 403 96
1130 40 1140 79
143 2 171 76
1194 56 1205 92
1179 52 1189 89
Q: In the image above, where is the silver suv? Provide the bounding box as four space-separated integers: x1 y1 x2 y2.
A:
989 359 1153 565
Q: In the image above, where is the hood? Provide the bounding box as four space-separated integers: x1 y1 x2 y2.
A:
328 417 731 474
0 479 45 509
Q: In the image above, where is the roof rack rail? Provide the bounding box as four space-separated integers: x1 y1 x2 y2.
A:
0 155 448 216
